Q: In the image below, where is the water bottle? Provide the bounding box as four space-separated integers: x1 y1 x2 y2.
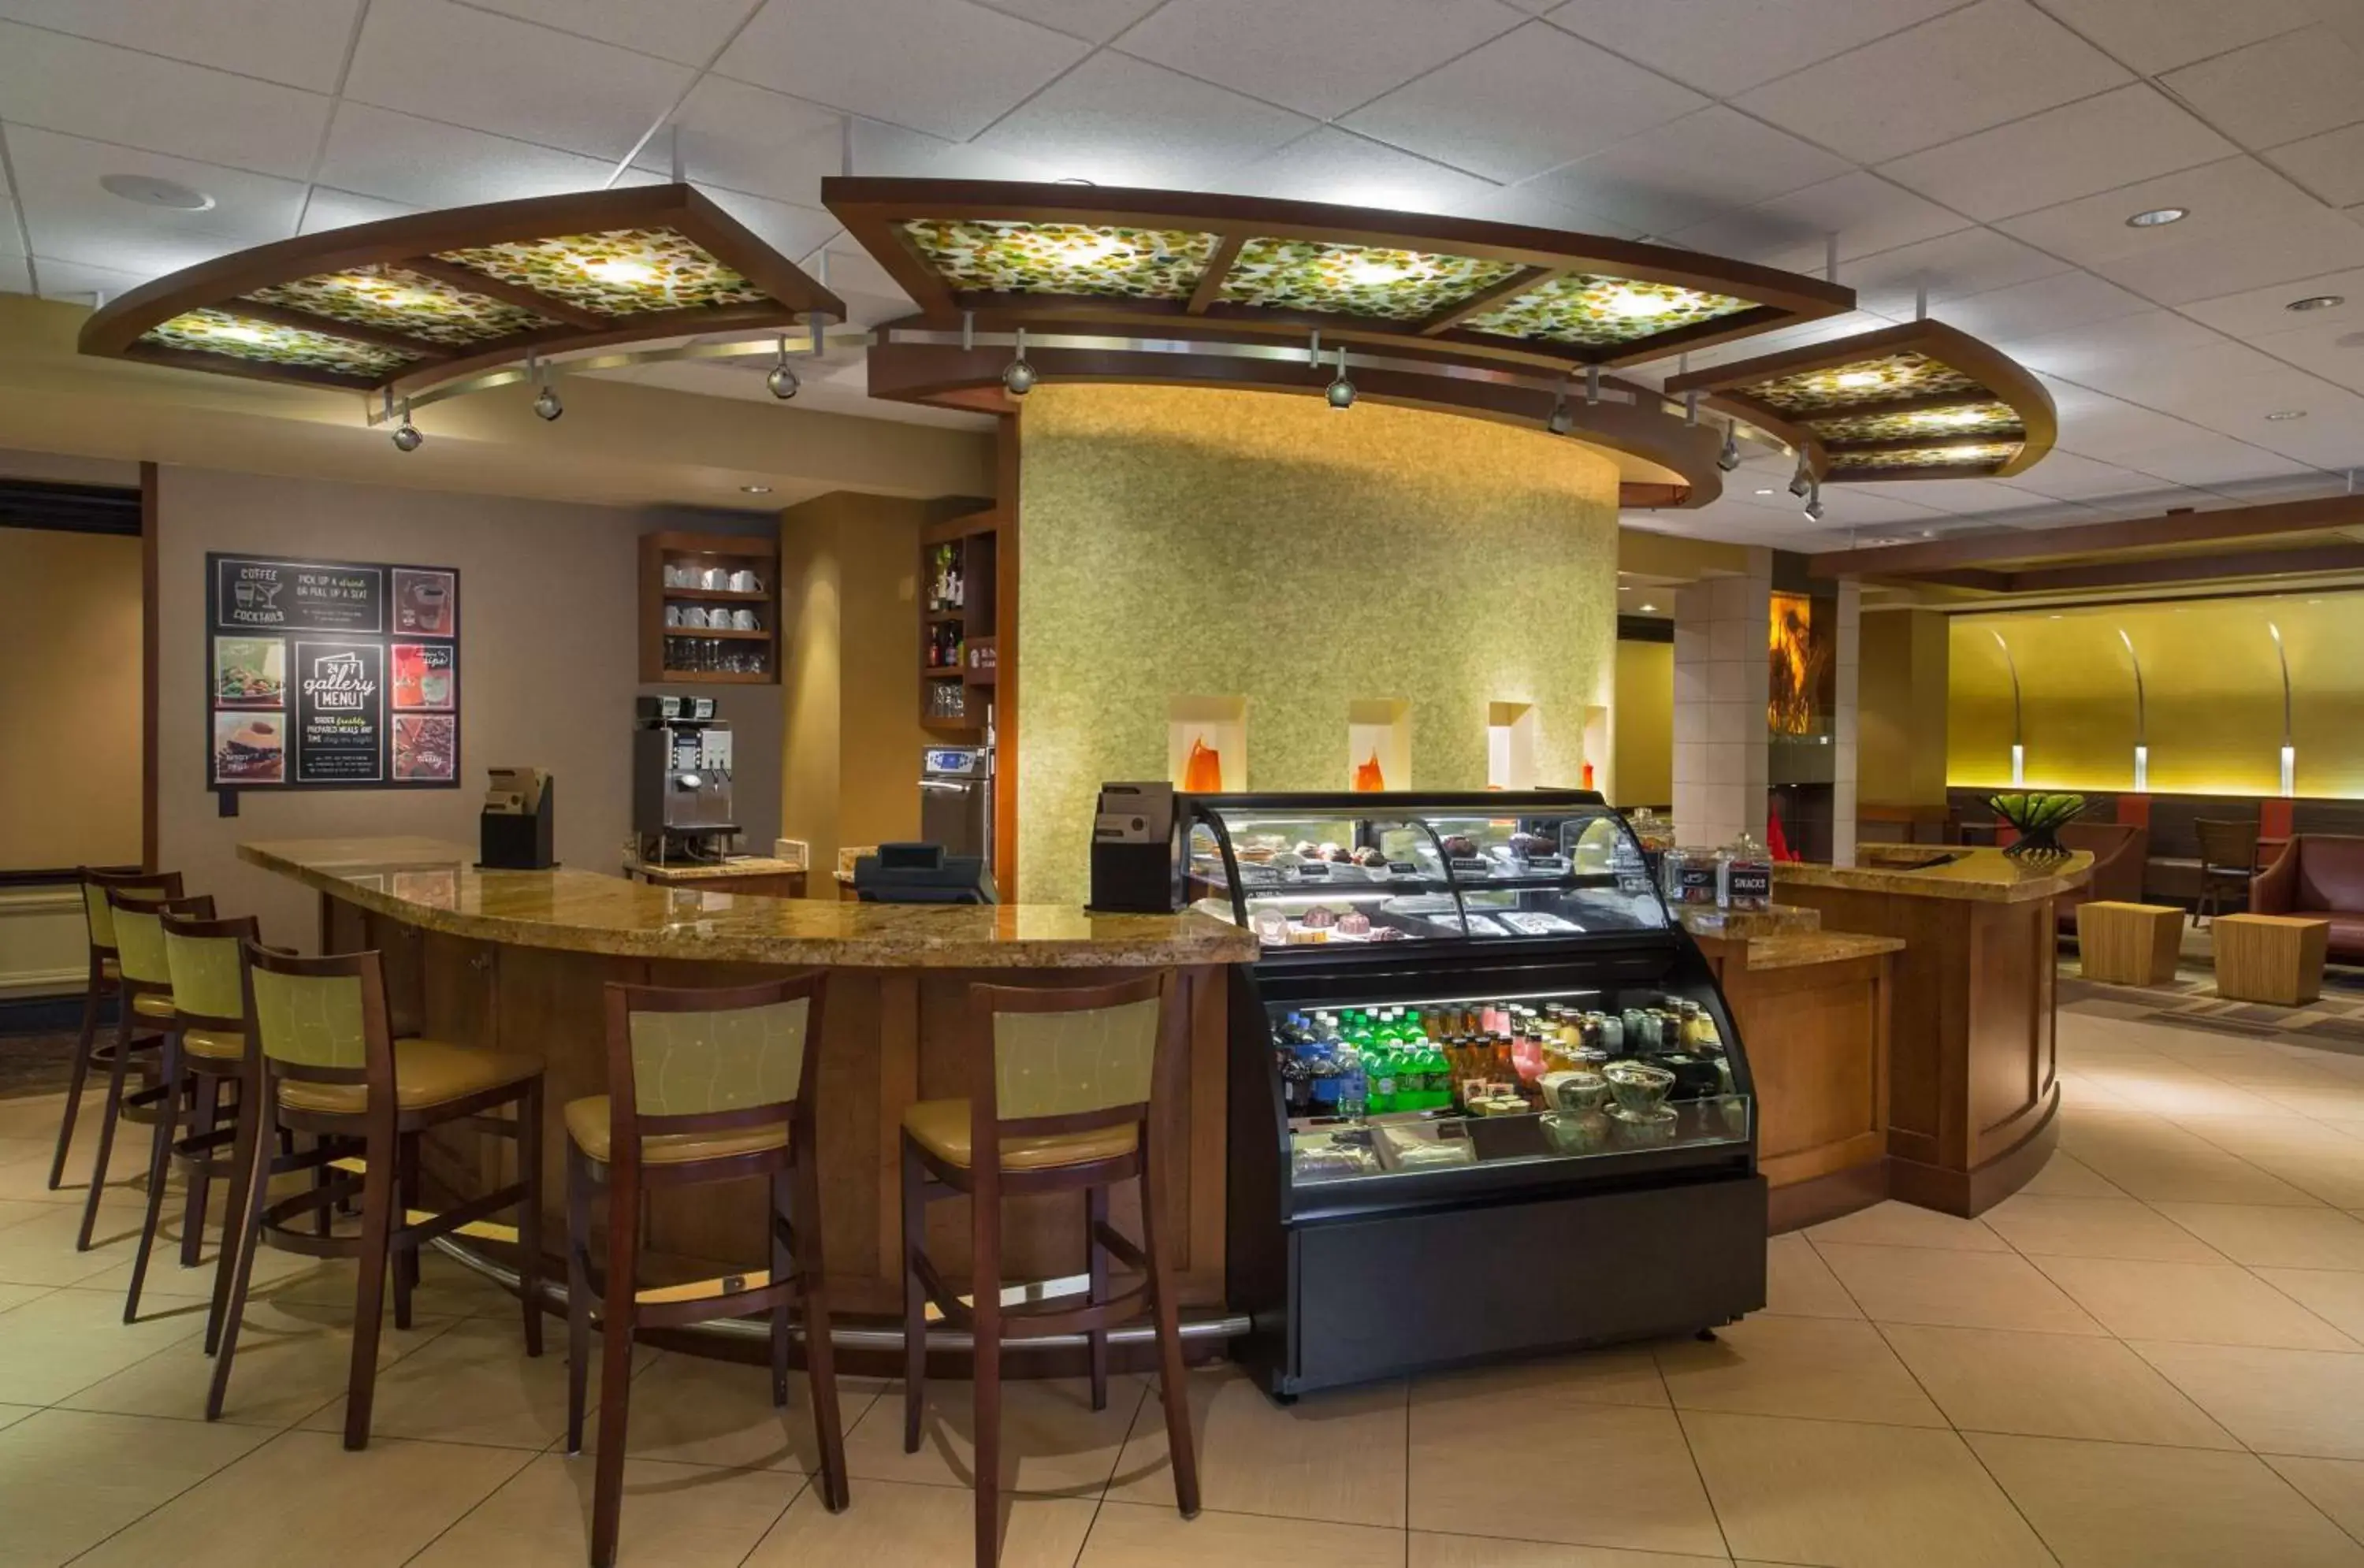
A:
1335 1043 1367 1118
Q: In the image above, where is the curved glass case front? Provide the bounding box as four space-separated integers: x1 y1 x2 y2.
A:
1186 792 1668 948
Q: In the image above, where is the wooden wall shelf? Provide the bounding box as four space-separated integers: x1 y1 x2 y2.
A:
920 509 1002 731
639 530 780 686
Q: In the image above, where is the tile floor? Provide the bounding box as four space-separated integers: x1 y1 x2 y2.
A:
11 1009 2364 1563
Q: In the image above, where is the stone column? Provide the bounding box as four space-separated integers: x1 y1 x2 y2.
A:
1671 548 1771 849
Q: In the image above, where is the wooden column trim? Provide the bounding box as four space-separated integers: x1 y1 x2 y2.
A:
140 460 159 874
994 412 1020 901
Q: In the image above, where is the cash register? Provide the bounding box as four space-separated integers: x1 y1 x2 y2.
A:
479 767 555 869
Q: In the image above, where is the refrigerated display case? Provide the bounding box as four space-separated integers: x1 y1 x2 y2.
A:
1192 790 1766 1397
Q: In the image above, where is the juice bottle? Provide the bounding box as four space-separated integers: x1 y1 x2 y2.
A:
1422 1039 1453 1109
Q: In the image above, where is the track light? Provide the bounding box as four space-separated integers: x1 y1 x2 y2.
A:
1684 390 1701 427
1802 480 1824 522
1325 344 1355 410
1787 452 1813 499
1002 326 1035 397
391 398 422 452
766 335 799 400
1716 420 1741 472
528 351 562 420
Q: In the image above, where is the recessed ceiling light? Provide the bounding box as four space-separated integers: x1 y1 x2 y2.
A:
1754 488 1775 496
1638 603 1658 613
2126 206 2188 228
99 173 214 211
2266 409 2309 421
740 485 772 494
2288 295 2346 312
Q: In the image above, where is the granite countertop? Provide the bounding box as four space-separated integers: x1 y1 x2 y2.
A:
625 856 806 883
1738 931 1907 972
242 838 1258 970
1774 846 2092 905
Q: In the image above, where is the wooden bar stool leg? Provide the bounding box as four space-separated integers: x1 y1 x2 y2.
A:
768 1168 794 1408
563 1141 593 1455
179 1074 221 1269
343 1124 399 1451
795 1146 849 1512
46 971 104 1190
1086 1183 1110 1412
517 1082 545 1358
123 1030 187 1322
206 1087 279 1419
589 1172 639 1568
204 1076 259 1357
1140 1137 1199 1518
900 1134 928 1455
77 1005 139 1250
392 1131 421 1330
971 1188 1004 1568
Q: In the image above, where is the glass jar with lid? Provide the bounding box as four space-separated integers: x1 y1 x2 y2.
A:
1663 845 1720 906
1717 830 1773 912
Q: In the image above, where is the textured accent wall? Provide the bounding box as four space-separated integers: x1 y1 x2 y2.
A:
1613 639 1673 808
1017 384 1621 907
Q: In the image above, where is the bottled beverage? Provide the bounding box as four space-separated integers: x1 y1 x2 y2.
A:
1367 1040 1399 1115
1420 1038 1452 1109
1335 1043 1367 1118
1277 1049 1314 1115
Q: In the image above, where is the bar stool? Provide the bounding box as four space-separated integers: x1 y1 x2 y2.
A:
900 972 1199 1568
208 943 546 1448
80 888 213 1254
120 911 261 1329
565 973 848 1568
50 868 183 1194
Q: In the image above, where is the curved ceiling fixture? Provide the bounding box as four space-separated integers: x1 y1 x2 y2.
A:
819 176 1875 507
1664 318 2057 485
77 184 845 410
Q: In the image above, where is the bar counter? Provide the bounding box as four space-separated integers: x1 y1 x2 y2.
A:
240 837 1258 1339
1775 846 2091 1217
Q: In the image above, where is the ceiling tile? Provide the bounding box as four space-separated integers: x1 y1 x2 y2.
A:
2181 266 2364 337
2086 213 2364 307
2003 307 2225 377
1463 182 1641 238
455 0 760 65
2268 123 2364 209
2245 322 2364 396
0 251 32 295
2050 334 2285 401
2158 24 2364 150
971 0 1165 42
626 76 843 206
1877 84 2235 222
0 0 363 91
2138 359 2337 424
1836 229 2073 318
1228 129 1504 217
1113 0 1524 121
691 186 839 267
314 102 620 208
297 186 418 234
1989 448 2150 500
1931 269 2152 341
6 126 307 278
0 21 332 180
716 0 1089 142
2110 433 2318 486
970 53 1314 189
29 251 155 302
1541 0 1967 98
343 0 693 161
1735 0 2131 164
2031 0 2327 76
1669 172 1968 270
834 117 1059 184
1340 21 1705 184
1526 106 1849 238
1997 156 2321 267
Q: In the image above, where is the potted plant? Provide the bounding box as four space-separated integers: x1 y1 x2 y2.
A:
1987 792 2086 861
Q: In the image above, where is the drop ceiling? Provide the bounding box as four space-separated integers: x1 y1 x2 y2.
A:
2 0 2360 548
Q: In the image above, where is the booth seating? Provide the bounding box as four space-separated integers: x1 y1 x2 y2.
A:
2054 822 2149 937
2252 834 2364 964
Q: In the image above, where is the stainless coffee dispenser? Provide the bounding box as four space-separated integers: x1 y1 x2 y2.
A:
634 696 736 852
918 745 993 863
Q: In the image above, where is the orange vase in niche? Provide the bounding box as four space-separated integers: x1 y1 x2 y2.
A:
1352 750 1387 793
1183 737 1224 793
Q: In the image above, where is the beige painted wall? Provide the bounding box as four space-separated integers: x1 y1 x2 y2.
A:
1861 608 1950 805
0 528 143 871
156 466 781 947
1017 384 1622 907
777 492 931 877
1612 638 1673 808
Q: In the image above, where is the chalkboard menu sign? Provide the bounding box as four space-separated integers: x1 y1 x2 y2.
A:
206 553 460 793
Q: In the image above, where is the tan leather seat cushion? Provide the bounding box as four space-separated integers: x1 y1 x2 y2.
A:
278 1038 540 1115
130 992 176 1020
183 1027 245 1061
99 957 120 981
902 1098 1136 1171
563 1095 790 1165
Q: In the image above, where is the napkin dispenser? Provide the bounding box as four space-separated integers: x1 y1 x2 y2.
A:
1087 782 1180 913
479 767 556 870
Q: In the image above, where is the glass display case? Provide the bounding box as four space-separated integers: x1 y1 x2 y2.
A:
1202 791 1766 1399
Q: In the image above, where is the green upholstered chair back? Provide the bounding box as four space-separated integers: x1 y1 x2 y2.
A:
625 998 810 1117
165 928 249 1024
84 879 173 950
991 996 1162 1120
248 967 369 1071
111 903 173 988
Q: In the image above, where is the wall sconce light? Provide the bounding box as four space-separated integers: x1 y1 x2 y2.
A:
1994 629 2023 785
2119 628 2146 791
2270 620 2295 797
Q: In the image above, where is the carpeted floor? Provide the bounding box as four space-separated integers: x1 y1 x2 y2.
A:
2057 913 2364 1053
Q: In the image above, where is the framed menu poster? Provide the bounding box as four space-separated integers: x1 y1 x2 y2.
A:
206 552 461 795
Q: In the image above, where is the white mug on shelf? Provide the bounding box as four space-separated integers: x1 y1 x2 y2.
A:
701 567 729 589
663 605 682 627
683 607 711 629
730 569 760 593
732 608 758 631
663 563 690 588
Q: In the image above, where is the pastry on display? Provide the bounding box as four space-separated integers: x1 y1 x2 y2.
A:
1349 845 1388 867
1440 834 1478 858
1335 908 1372 937
1299 905 1339 930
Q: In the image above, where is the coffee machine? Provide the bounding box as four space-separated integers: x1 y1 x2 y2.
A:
634 695 736 863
